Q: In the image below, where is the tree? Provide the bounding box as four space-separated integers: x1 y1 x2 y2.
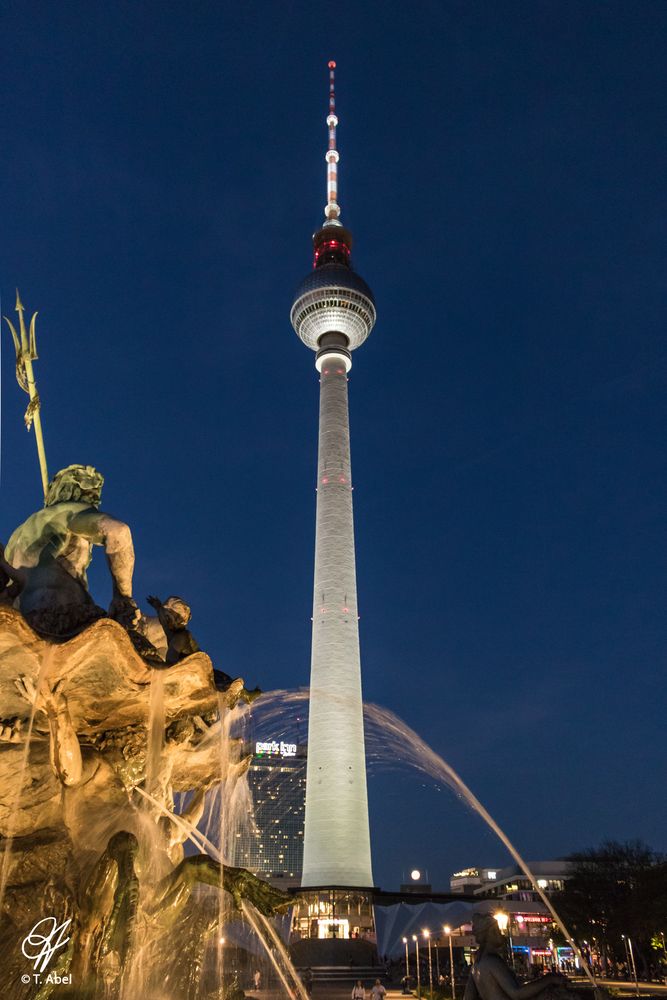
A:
557 840 667 976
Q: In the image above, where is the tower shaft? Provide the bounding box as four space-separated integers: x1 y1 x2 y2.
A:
301 356 373 888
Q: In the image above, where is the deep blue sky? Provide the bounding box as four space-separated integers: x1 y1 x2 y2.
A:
1 1 665 890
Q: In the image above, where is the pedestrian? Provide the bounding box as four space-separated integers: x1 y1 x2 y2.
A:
371 979 386 1000
352 980 366 1000
303 968 314 997
254 970 262 991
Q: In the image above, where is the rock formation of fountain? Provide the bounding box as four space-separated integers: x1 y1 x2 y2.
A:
0 465 294 1000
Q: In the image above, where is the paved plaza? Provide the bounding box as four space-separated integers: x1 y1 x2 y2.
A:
249 982 667 1000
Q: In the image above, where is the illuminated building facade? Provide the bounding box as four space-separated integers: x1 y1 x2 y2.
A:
233 740 307 885
450 861 573 900
290 61 375 892
447 863 577 971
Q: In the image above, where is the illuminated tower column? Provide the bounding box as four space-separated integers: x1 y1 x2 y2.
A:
291 62 376 888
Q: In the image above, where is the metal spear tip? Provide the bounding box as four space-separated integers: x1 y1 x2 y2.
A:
15 288 24 312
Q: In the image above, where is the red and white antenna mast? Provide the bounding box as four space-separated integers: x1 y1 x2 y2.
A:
325 60 341 224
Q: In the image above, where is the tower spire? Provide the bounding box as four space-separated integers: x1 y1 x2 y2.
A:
325 60 341 224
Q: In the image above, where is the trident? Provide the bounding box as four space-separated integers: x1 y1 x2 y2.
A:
4 290 49 501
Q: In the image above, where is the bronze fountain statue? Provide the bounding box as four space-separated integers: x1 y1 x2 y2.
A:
466 914 582 1000
0 464 292 999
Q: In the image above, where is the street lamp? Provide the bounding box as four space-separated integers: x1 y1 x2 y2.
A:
494 911 514 969
443 925 455 1000
413 935 421 996
403 937 410 985
622 935 639 997
423 930 433 995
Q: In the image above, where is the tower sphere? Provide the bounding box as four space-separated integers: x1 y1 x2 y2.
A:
290 259 376 355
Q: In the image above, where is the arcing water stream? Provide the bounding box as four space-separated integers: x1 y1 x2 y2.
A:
245 689 598 990
135 690 310 1000
134 783 309 1000
242 902 311 1000
362 701 598 989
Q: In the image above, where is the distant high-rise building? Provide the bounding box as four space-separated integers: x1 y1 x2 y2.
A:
290 61 375 892
232 738 307 885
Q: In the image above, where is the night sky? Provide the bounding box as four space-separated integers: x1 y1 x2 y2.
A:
1 2 665 891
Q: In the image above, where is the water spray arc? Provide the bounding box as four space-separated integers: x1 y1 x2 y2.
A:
363 703 599 990
245 689 599 988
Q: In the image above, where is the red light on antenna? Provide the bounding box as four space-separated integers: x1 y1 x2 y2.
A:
328 60 336 69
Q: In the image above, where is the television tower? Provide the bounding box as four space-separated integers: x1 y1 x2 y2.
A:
291 61 376 888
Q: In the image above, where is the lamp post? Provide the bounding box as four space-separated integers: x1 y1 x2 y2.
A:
627 937 639 997
435 935 441 982
494 911 513 969
507 913 514 965
403 937 410 986
444 926 455 1000
622 935 639 997
424 930 433 995
583 940 590 975
413 935 421 996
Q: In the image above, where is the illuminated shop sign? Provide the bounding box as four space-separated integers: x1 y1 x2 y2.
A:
255 740 298 758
